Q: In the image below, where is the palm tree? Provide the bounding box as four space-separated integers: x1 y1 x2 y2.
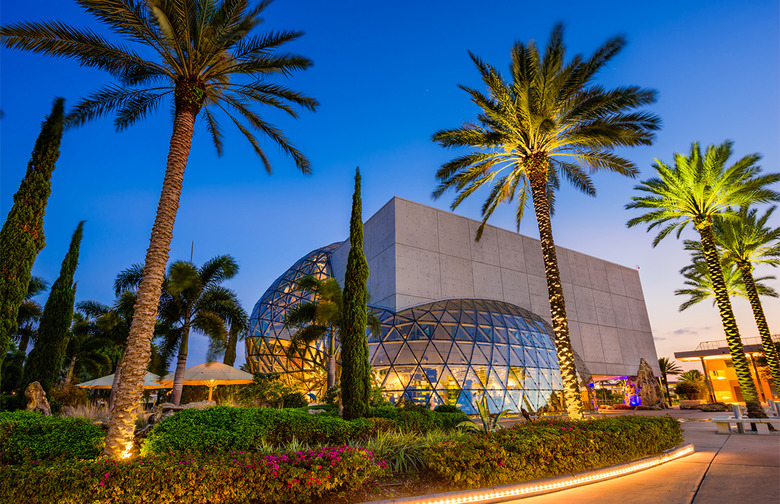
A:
657 357 682 402
284 274 381 394
284 275 343 391
117 255 247 405
2 0 317 457
713 206 780 394
62 308 116 384
431 24 660 420
627 141 779 418
675 247 777 312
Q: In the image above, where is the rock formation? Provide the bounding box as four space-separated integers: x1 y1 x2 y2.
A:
636 358 666 409
24 381 51 415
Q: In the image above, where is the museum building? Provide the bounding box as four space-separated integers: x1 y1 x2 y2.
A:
246 197 660 414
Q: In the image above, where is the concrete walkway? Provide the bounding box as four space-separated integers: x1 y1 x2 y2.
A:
502 408 780 504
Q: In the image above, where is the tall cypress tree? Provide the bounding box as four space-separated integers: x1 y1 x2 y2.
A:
0 98 65 393
21 221 85 397
341 168 371 419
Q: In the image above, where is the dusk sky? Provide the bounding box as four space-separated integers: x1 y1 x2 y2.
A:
1 0 778 373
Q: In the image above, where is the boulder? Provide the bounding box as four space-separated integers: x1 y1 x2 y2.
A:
149 400 216 425
697 402 729 412
636 358 667 409
24 381 51 416
679 399 703 409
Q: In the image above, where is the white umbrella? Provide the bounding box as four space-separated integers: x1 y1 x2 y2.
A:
156 361 254 400
76 372 168 389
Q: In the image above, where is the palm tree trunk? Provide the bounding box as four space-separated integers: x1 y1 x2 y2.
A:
327 324 336 390
697 225 766 418
171 331 189 405
223 324 238 366
109 357 123 411
528 173 584 420
64 355 77 384
103 102 198 460
737 263 780 395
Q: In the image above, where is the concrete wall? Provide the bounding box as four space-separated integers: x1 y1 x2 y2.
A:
331 197 659 377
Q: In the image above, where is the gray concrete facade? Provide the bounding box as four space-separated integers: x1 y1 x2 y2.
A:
330 197 659 377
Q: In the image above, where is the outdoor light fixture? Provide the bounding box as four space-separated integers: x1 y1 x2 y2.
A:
397 444 695 504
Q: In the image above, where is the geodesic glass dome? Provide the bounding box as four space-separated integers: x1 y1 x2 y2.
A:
369 299 564 414
246 246 566 414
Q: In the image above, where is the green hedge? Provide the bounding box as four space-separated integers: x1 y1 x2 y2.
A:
0 410 104 463
424 415 684 488
142 406 392 454
366 406 468 432
0 446 385 504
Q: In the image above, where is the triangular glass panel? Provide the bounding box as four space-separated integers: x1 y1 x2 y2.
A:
433 323 454 341
476 326 492 343
459 310 476 325
408 341 429 362
421 343 444 364
493 326 508 344
467 366 487 390
371 344 393 366
470 344 489 366
454 325 472 342
477 311 491 326
433 340 452 361
439 310 457 324
383 327 403 342
381 342 402 363
491 347 507 367
448 344 470 364
395 342 415 363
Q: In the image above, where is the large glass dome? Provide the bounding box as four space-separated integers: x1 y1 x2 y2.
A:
247 246 567 414
369 299 564 414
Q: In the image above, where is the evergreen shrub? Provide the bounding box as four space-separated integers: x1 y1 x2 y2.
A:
0 410 104 463
0 446 385 504
424 415 683 488
367 406 468 432
141 406 387 454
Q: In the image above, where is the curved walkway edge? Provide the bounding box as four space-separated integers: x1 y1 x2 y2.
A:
361 443 695 504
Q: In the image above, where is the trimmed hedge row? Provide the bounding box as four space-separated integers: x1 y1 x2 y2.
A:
0 446 385 504
366 406 468 432
424 415 684 488
0 410 104 463
142 406 467 454
142 406 388 454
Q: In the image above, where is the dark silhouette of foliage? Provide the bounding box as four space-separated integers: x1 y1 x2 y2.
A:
341 168 371 419
21 221 85 397
0 99 64 392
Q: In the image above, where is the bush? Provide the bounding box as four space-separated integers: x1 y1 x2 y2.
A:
433 404 463 414
0 410 105 464
141 406 385 454
0 446 386 504
367 406 467 432
423 415 683 488
675 381 703 400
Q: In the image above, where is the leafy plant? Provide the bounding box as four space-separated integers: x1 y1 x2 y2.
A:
0 410 104 463
457 394 510 434
1 447 385 503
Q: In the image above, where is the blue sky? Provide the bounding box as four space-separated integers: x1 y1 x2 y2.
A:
1 0 778 371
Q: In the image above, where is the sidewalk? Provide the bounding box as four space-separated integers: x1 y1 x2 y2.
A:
502 408 780 504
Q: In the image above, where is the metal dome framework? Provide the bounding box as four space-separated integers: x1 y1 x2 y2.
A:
246 246 566 414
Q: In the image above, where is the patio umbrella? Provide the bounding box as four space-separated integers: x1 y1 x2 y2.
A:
156 361 254 400
77 372 168 389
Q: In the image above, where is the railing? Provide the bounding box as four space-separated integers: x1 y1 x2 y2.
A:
695 334 780 351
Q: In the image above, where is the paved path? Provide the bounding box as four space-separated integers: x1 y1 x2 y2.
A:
502 409 780 504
